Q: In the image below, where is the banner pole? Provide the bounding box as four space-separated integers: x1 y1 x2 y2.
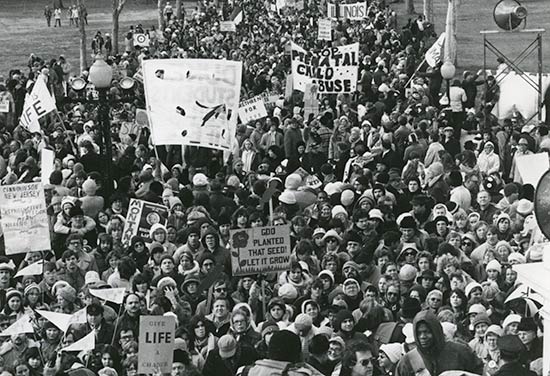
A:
405 58 427 89
110 303 124 346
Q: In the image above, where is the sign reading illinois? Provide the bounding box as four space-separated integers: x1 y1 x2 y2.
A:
230 225 291 276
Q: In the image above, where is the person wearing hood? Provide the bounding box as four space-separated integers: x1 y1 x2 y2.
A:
478 141 500 176
129 235 149 272
395 310 483 376
334 309 368 346
149 223 176 255
424 162 449 204
196 227 231 276
229 304 261 349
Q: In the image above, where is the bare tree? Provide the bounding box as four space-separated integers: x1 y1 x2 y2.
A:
424 0 433 23
112 0 128 55
158 0 166 30
406 0 415 14
77 0 87 72
176 0 182 19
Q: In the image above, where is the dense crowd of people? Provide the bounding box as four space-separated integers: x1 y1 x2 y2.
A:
0 0 547 375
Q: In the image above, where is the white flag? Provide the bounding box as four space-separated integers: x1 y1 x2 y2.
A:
90 287 127 304
61 331 95 352
36 310 73 333
68 307 87 327
1 314 34 336
19 79 57 133
15 260 44 278
425 33 445 68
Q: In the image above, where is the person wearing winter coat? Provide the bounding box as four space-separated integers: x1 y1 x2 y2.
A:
395 310 484 376
477 142 500 176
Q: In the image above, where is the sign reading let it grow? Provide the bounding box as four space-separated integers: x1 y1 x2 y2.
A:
230 225 291 276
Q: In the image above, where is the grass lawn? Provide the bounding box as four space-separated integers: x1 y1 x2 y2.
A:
0 0 548 76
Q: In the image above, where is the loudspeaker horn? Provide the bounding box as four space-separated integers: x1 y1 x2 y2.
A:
493 0 527 31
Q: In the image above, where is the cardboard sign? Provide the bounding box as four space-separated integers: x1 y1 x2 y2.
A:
303 83 319 121
238 96 268 124
19 79 56 132
41 148 55 185
327 2 367 20
119 121 140 140
0 183 50 255
318 18 332 41
0 100 9 113
230 225 291 276
220 21 236 32
138 316 175 374
121 199 169 246
133 33 150 47
291 42 359 94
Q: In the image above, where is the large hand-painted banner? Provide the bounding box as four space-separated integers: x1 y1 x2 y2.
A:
492 72 550 120
143 59 242 151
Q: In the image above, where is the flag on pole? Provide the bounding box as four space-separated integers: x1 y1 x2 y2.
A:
15 260 44 278
89 288 127 305
19 78 56 133
36 310 73 332
230 6 243 25
68 307 87 327
1 314 34 336
61 331 95 352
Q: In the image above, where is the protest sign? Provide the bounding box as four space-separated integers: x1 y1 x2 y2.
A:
327 2 367 20
143 59 242 151
277 0 304 11
0 183 50 255
318 18 332 41
133 33 150 47
303 83 319 121
291 42 359 94
238 96 268 124
41 148 55 185
121 198 168 246
230 225 291 276
517 152 550 187
425 33 445 68
119 121 140 140
0 99 9 113
138 316 176 374
220 21 236 32
493 72 550 120
19 79 56 132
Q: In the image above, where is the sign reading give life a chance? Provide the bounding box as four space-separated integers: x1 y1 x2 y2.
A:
138 315 175 374
230 225 291 276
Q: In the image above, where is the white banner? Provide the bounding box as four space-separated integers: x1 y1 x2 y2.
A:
277 0 304 11
328 2 367 20
19 79 56 132
133 33 150 47
220 21 236 32
318 18 332 41
425 33 445 68
0 183 50 255
516 153 550 186
238 96 268 124
143 59 242 151
291 42 359 94
492 72 550 120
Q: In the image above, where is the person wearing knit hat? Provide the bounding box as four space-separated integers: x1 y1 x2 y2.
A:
398 264 417 283
57 284 77 307
277 283 298 303
379 343 404 374
465 281 483 301
508 252 526 264
502 314 522 335
332 205 348 220
486 260 502 282
517 317 541 364
23 283 41 308
516 198 534 217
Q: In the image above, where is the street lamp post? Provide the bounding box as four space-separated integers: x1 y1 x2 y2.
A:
70 55 135 197
88 56 115 196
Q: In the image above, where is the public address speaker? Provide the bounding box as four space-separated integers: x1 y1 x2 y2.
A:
493 0 527 31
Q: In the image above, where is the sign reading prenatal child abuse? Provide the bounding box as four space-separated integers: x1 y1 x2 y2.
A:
0 183 50 255
291 42 359 93
230 225 291 276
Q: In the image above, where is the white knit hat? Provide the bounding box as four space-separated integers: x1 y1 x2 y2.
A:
380 343 404 364
486 259 502 273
